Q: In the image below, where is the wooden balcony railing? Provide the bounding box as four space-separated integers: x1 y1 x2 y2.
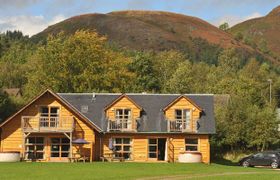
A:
107 118 136 132
22 116 75 132
167 119 198 132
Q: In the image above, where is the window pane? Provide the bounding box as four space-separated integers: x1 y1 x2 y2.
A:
36 137 44 144
51 138 60 144
186 146 198 151
149 139 157 145
175 110 182 119
51 145 59 151
149 153 157 158
123 153 130 159
36 152 44 159
26 152 35 159
185 138 198 145
115 145 122 151
41 107 49 114
61 153 69 157
28 137 35 144
36 145 44 151
50 107 59 114
61 145 70 151
116 109 123 116
149 146 157 152
27 145 34 151
124 109 131 116
123 138 130 144
51 153 59 157
123 146 131 152
115 138 122 144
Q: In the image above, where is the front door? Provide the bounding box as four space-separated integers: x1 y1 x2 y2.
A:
148 138 166 161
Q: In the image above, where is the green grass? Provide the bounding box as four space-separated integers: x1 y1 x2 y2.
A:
0 162 279 180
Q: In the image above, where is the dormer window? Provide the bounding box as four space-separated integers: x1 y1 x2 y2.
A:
115 109 131 129
174 109 191 131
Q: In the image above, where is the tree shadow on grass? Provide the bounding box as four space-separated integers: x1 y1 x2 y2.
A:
212 157 239 166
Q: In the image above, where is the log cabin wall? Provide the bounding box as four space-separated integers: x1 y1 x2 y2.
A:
102 133 210 163
0 92 96 161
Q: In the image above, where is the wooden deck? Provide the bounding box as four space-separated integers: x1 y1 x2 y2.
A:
21 116 75 132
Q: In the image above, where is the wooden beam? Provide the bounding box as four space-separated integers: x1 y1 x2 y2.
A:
70 132 73 159
90 141 93 162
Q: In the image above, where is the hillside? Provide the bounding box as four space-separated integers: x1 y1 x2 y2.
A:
33 11 255 52
230 6 280 57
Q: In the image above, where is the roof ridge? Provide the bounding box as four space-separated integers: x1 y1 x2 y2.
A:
57 93 214 96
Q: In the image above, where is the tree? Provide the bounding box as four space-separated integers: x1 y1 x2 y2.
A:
0 90 15 122
217 48 243 74
164 61 193 93
24 30 135 97
153 50 186 90
219 22 229 31
246 105 279 151
128 52 159 92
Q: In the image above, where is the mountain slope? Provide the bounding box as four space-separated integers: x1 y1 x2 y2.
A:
230 6 280 57
33 11 254 51
32 10 279 65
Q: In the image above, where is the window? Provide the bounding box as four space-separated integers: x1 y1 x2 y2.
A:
148 139 157 158
253 153 264 158
51 138 70 158
115 109 131 129
175 109 191 130
25 137 45 160
113 138 132 160
185 138 198 151
266 153 276 158
39 106 59 127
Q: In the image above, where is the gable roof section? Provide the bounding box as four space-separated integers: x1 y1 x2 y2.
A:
103 94 143 111
0 89 102 132
163 95 202 112
58 93 215 134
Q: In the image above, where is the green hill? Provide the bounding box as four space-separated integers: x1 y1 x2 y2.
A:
230 6 280 57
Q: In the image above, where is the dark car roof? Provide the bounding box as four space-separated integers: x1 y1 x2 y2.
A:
57 93 216 134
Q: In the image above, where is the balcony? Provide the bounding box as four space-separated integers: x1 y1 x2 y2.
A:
22 116 75 132
167 119 197 132
107 118 136 132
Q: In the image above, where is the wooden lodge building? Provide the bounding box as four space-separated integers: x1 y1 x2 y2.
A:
0 89 215 163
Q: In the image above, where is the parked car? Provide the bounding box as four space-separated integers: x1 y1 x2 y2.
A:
239 151 280 169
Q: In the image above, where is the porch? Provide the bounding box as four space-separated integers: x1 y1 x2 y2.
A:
21 116 75 132
107 118 137 132
167 119 198 132
20 116 93 162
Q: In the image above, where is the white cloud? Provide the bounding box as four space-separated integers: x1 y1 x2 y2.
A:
0 14 66 36
212 12 262 27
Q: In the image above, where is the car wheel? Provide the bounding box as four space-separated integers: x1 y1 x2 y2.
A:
242 161 250 167
271 162 279 169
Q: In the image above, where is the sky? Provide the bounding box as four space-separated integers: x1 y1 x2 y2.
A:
0 0 279 36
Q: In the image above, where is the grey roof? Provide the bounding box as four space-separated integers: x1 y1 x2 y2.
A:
57 93 215 134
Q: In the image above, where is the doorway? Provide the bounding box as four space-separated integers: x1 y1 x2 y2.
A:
148 138 166 161
157 138 166 161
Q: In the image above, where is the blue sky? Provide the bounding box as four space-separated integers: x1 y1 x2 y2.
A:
0 0 279 36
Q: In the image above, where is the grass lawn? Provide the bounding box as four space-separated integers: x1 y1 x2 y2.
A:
0 162 279 180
